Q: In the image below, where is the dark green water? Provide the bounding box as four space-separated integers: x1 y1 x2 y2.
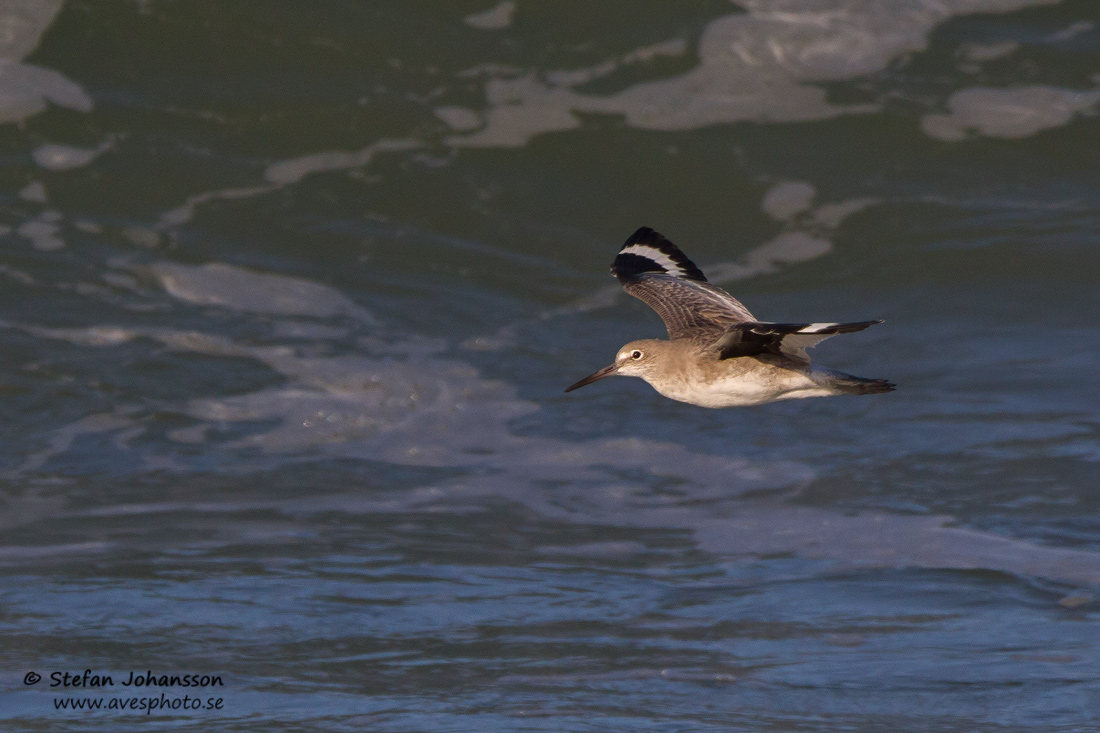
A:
2 1 1100 730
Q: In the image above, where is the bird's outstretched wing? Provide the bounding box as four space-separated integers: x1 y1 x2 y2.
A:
611 227 754 340
712 320 883 363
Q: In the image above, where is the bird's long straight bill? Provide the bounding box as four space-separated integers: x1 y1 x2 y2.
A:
564 363 618 392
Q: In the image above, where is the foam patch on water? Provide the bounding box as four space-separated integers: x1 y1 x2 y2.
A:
16 210 65 251
155 139 419 228
0 58 93 123
19 181 47 202
0 0 92 124
921 86 1100 141
32 141 111 170
959 40 1020 64
464 1 515 31
433 105 482 132
449 0 1060 148
264 138 420 185
146 262 377 322
762 181 817 221
156 185 277 229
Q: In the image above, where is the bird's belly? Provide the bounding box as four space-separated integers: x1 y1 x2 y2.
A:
653 364 830 408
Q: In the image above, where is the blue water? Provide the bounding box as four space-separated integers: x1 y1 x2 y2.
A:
2 1 1100 730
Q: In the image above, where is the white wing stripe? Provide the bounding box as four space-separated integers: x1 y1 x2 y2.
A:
618 245 692 278
799 322 841 333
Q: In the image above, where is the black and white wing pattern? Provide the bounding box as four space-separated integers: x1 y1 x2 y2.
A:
713 320 883 363
611 227 754 340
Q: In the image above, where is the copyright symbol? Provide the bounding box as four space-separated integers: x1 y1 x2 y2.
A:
24 671 41 685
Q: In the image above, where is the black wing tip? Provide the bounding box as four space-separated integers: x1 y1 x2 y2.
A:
830 319 884 334
824 372 896 395
610 226 708 284
861 379 896 394
624 226 663 248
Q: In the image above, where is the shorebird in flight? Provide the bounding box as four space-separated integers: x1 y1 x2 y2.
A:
565 227 894 407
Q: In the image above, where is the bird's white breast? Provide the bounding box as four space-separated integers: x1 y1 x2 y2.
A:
646 361 832 408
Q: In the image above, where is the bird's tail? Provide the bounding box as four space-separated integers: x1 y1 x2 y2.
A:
811 368 895 395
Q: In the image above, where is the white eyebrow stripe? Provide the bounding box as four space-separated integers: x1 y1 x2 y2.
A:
618 245 688 277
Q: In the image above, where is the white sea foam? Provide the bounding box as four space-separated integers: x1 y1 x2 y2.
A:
433 106 482 132
155 2 1064 232
16 210 64 251
32 141 111 171
264 138 420 185
811 198 876 228
450 0 1062 148
0 0 92 124
959 40 1020 63
147 262 377 322
156 140 420 229
761 181 817 221
464 1 515 31
19 181 47 202
921 85 1100 141
121 227 160 248
156 186 277 229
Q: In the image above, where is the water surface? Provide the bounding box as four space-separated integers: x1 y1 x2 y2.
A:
2 1 1100 730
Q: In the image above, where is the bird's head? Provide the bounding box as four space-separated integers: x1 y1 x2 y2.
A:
564 339 666 392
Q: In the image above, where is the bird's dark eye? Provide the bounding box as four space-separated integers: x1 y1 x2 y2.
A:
630 350 643 360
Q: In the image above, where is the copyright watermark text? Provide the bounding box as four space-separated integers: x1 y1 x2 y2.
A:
22 669 226 715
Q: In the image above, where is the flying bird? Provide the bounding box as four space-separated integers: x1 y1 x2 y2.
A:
565 227 894 407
